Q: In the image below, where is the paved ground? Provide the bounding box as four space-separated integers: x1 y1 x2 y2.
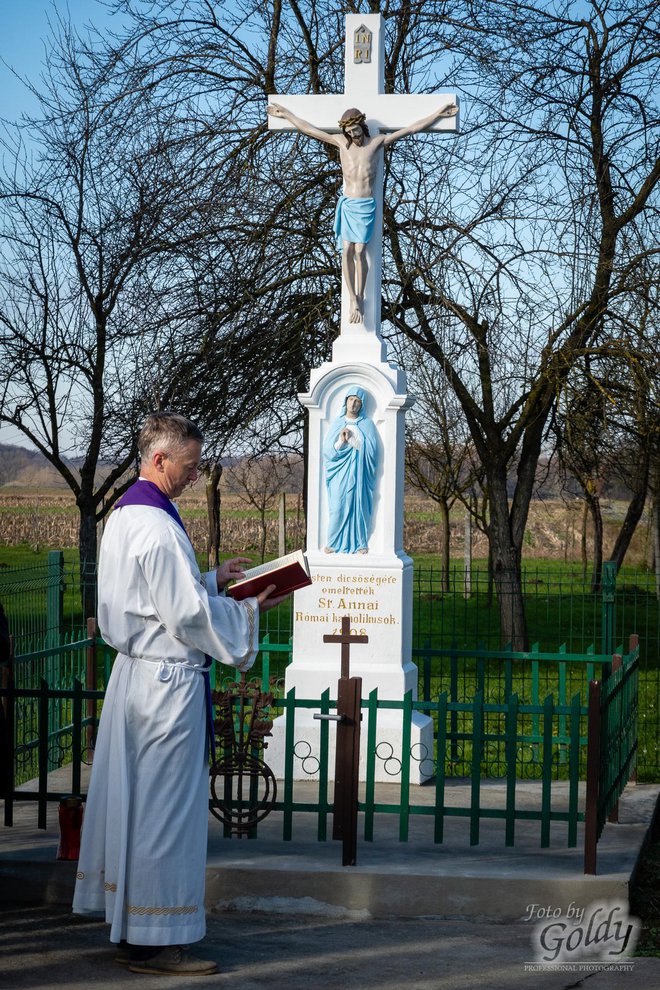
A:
2 774 660 988
1 901 660 990
4 777 660 920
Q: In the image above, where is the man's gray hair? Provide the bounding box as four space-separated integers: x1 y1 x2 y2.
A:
138 412 204 462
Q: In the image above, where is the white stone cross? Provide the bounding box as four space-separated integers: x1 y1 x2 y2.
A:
267 12 458 364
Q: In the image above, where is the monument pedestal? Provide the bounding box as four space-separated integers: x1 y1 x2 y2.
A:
266 709 434 784
264 11 458 786
265 354 434 784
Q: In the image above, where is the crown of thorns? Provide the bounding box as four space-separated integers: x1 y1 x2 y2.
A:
339 112 366 130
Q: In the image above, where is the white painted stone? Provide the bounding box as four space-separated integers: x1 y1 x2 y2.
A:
266 367 434 782
267 12 458 338
300 365 410 560
266 709 435 785
265 13 457 783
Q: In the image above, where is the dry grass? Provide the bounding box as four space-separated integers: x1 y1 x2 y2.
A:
0 487 654 565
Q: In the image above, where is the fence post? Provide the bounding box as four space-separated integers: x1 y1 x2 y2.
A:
38 679 49 830
470 691 483 846
2 636 15 826
332 674 362 866
71 678 83 798
607 653 623 824
46 550 65 646
601 561 617 658
86 618 98 756
628 633 639 784
282 689 296 841
584 679 601 874
463 511 472 599
278 493 286 557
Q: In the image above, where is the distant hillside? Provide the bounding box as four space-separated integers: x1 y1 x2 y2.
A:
0 443 70 488
0 442 635 501
0 443 129 491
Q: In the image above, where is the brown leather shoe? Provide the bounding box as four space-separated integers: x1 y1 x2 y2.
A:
115 941 131 966
115 942 161 966
128 946 218 976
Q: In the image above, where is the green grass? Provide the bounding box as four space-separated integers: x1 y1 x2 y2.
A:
2 544 659 781
412 560 659 665
0 504 77 516
2 546 658 663
0 546 78 569
0 548 87 645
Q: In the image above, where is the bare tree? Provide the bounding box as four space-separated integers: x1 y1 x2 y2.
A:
553 368 608 590
201 460 224 568
0 18 235 616
404 351 481 590
606 285 660 575
553 332 660 591
47 1 660 648
226 452 300 562
380 0 660 645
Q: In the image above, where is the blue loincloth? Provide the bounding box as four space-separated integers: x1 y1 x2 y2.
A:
333 195 377 249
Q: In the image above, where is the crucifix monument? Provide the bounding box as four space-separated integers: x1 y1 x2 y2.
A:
267 101 456 325
266 13 459 783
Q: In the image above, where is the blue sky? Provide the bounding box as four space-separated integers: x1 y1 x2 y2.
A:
0 1 123 449
0 0 122 123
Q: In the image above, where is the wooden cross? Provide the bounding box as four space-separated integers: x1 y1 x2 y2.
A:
322 615 367 865
267 12 458 347
323 616 368 679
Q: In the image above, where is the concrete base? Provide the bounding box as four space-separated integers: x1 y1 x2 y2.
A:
204 779 657 921
2 766 658 922
265 708 435 783
208 867 632 923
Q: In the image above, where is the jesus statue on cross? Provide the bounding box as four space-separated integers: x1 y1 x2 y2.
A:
267 101 458 325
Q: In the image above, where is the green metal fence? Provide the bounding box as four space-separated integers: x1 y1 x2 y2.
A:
0 551 71 647
0 553 657 778
0 550 295 657
1 677 102 829
273 685 589 848
1 634 638 874
584 640 640 872
410 561 657 779
1 623 114 789
411 560 656 655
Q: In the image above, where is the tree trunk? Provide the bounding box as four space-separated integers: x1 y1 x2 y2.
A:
439 497 450 593
78 499 98 623
609 447 650 572
205 462 223 568
581 498 589 580
654 491 660 603
651 457 660 601
259 510 267 563
486 539 494 607
278 492 287 557
586 490 603 594
464 508 472 599
487 473 528 650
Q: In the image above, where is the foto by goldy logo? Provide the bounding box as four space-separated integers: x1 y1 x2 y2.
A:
524 899 640 968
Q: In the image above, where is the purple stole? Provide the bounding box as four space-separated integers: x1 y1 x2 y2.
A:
114 479 217 764
114 477 186 527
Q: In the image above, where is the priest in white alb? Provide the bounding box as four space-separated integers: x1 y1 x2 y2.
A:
73 412 288 977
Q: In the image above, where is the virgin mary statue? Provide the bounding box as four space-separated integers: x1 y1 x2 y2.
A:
323 386 378 554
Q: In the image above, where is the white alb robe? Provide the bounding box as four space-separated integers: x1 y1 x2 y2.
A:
72 502 259 946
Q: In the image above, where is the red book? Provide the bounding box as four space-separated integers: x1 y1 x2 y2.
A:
226 550 312 601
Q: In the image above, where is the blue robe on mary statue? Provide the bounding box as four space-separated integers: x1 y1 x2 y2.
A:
323 387 378 554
